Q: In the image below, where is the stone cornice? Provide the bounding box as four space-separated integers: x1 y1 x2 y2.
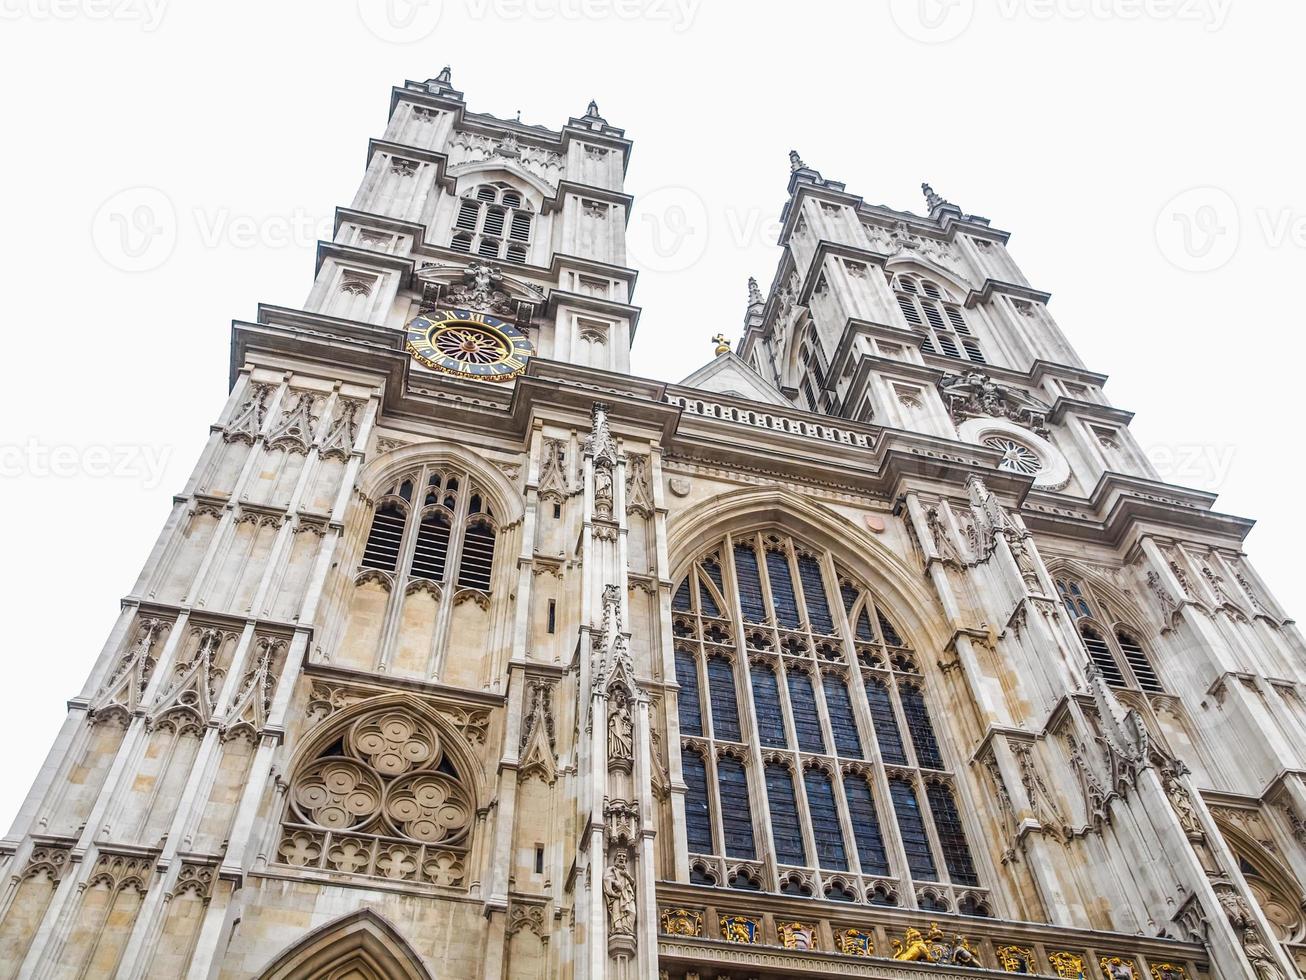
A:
964 279 1053 309
230 305 1256 547
543 289 643 338
1049 399 1135 427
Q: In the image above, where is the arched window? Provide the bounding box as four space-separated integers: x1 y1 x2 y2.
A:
795 323 837 414
892 273 985 364
449 182 533 263
276 706 475 888
672 529 986 906
1057 573 1165 693
358 466 499 597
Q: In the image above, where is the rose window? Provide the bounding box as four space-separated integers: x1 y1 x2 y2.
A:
981 435 1042 476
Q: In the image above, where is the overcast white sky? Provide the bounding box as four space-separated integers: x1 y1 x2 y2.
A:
0 1 1301 832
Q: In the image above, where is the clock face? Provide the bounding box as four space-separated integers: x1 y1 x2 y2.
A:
405 308 535 382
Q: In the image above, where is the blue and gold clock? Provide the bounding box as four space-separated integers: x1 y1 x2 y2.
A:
404 308 535 383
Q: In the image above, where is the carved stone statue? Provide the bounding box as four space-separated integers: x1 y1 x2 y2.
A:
925 507 963 566
1161 768 1202 837
607 694 633 763
1241 929 1285 980
1218 887 1254 931
892 926 937 962
603 848 636 936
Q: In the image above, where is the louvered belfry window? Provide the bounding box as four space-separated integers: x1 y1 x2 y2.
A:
892 273 985 364
671 529 988 911
1055 574 1166 693
449 182 534 263
357 466 498 595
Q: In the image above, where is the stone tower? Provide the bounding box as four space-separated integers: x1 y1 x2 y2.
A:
1 74 1303 980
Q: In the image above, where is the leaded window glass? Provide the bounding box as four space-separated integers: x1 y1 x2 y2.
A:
670 529 984 902
706 656 741 741
765 763 806 866
899 683 943 769
675 649 703 736
798 554 835 633
750 664 787 748
766 547 802 628
787 670 826 753
732 544 766 621
822 674 864 759
717 755 756 858
845 774 891 875
889 777 937 880
804 767 848 870
926 781 979 887
865 676 908 765
683 749 713 852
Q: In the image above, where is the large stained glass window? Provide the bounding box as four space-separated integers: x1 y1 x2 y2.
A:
671 530 987 913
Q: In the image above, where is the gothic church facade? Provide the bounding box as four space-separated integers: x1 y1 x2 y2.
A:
1 71 1304 980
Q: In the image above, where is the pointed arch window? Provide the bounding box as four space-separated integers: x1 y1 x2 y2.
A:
672 529 987 905
1059 574 1165 693
358 466 499 595
449 182 534 263
892 273 984 364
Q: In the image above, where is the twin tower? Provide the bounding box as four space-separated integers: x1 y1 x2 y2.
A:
0 71 1302 980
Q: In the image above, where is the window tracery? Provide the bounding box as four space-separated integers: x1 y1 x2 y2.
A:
450 182 534 263
672 529 986 910
1055 575 1165 693
892 273 985 364
359 466 499 600
277 706 475 888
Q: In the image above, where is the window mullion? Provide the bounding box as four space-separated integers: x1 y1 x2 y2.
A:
441 469 474 587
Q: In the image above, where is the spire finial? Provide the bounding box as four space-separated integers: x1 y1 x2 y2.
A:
747 277 763 307
436 66 452 83
789 149 806 173
922 182 956 213
712 333 732 356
